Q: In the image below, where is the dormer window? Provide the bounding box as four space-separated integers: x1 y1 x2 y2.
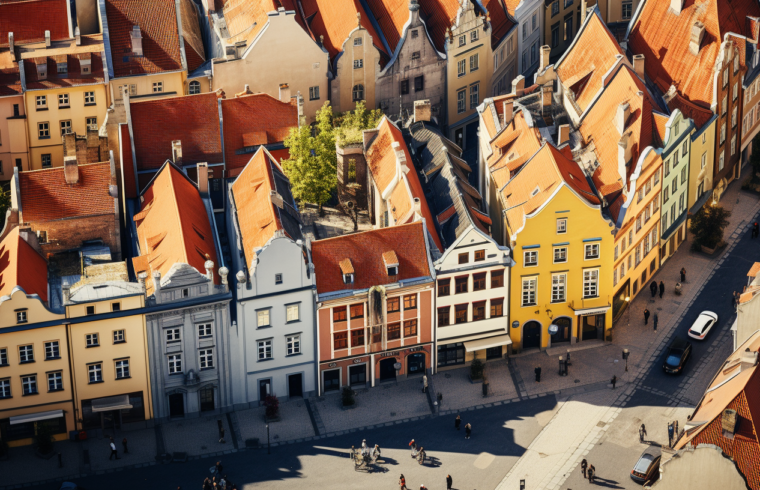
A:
531 185 540 197
387 266 398 276
80 58 91 75
339 258 355 285
36 62 47 80
57 62 67 74
383 250 399 277
344 273 354 284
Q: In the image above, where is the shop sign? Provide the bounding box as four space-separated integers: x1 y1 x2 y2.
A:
328 362 337 368
380 346 424 358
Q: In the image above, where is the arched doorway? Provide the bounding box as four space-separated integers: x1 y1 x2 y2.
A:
522 321 541 349
407 353 425 376
379 358 397 381
550 317 572 344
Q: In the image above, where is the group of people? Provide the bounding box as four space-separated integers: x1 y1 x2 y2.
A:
408 439 426 463
580 458 597 483
398 474 452 490
198 461 237 490
107 436 128 460
354 439 381 461
454 415 472 439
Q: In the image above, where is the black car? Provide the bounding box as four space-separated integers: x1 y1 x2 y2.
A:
630 447 661 484
662 336 692 374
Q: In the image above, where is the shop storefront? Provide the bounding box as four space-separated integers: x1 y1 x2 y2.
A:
0 409 69 446
81 392 146 430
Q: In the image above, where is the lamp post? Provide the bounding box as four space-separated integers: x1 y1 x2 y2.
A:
266 423 270 455
623 348 630 372
559 355 565 376
625 296 631 330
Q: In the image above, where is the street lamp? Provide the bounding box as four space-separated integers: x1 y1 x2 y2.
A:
266 423 270 455
623 348 630 372
559 355 565 376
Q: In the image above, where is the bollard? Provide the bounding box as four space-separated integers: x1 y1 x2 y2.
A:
58 452 62 468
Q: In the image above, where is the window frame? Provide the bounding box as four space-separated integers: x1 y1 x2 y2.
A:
22 375 37 395
523 250 538 267
583 269 599 298
286 304 300 322
286 335 301 356
257 339 273 360
521 277 537 306
88 363 102 383
168 354 182 374
553 246 568 263
199 349 214 369
584 243 600 260
115 359 130 379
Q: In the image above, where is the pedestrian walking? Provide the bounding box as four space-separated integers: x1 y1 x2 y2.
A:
534 366 542 382
446 474 453 490
465 423 472 439
109 438 120 460
650 281 657 298
639 424 647 442
215 461 223 476
668 422 674 447
680 268 686 283
399 474 407 490
753 222 759 238
581 458 588 478
420 485 427 490
422 374 428 393
659 281 665 298
122 437 128 454
455 414 461 431
611 375 617 389
644 308 650 325
653 313 659 331
588 464 596 483
203 478 211 490
219 426 226 443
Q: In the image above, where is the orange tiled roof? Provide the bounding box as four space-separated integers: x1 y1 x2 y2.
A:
0 228 48 301
556 10 625 114
364 0 458 53
132 162 218 295
222 0 283 45
667 92 715 129
481 0 516 46
0 50 22 96
487 109 542 191
0 0 70 47
365 118 443 251
22 40 106 89
298 0 388 59
748 262 760 278
19 162 115 223
653 112 670 146
501 143 599 235
578 65 664 220
312 222 431 294
339 258 354 274
221 93 298 172
628 0 760 110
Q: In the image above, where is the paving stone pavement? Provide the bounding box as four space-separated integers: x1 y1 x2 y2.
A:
236 398 315 446
161 413 233 458
0 441 81 488
433 360 520 412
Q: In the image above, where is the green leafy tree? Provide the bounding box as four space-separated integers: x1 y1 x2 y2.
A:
689 204 731 249
335 101 383 147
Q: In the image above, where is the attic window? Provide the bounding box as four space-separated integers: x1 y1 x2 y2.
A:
387 265 398 276
343 273 355 284
339 258 355 285
57 62 67 74
411 29 419 38
531 186 540 197
81 58 91 75
382 251 399 277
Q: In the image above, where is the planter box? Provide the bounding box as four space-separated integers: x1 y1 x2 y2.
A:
34 448 56 460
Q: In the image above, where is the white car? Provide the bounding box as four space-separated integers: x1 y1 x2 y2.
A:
687 311 718 340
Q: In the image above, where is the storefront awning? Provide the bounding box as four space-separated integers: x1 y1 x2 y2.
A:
573 305 611 316
688 189 714 216
91 394 132 412
464 334 512 353
9 409 64 425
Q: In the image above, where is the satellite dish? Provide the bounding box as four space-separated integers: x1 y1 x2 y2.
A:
548 324 559 335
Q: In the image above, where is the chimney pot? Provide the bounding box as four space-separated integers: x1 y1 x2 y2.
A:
414 100 431 122
633 54 645 80
279 83 291 103
45 30 50 48
558 124 570 146
502 99 514 125
197 162 209 194
172 140 182 165
63 156 79 184
539 45 551 71
581 0 588 22
690 21 705 55
615 102 631 135
670 0 685 15
130 25 143 56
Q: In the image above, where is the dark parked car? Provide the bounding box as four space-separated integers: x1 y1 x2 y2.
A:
630 446 661 484
663 336 692 374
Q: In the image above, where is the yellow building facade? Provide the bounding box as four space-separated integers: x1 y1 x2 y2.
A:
331 26 382 114
688 117 717 212
64 282 153 431
0 289 70 447
0 95 29 181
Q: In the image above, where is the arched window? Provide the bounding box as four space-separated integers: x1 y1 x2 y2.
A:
352 84 364 102
189 80 201 95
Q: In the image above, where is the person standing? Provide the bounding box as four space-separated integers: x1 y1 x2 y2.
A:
653 313 659 331
644 308 650 325
611 375 617 389
581 458 588 478
668 422 674 447
680 268 686 283
650 281 657 298
639 424 647 442
446 474 453 490
109 438 119 460
399 474 407 490
455 414 461 431
422 375 428 393
215 461 223 477
753 222 759 238
219 426 226 444
122 437 128 454
464 423 472 439
535 366 542 382
203 478 211 490
588 464 596 483
659 281 665 298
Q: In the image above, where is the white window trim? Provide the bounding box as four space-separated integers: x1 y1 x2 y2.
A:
523 250 538 267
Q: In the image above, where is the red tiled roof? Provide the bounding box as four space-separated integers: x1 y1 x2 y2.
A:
667 92 715 129
628 0 760 110
0 228 48 301
364 0 459 53
312 221 431 294
0 0 69 47
221 93 298 172
105 0 184 77
22 42 106 89
487 109 542 190
0 50 22 96
222 0 282 45
481 0 516 46
556 10 625 114
298 0 388 59
130 92 223 170
133 162 218 295
19 162 114 222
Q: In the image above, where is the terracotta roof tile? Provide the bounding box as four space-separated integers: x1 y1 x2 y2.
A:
487 110 542 190
0 228 48 301
628 0 760 109
312 222 431 294
19 162 114 222
133 162 218 295
556 10 625 114
437 204 457 224
667 92 715 129
0 50 22 96
22 40 106 89
0 0 69 47
748 262 760 277
222 0 281 46
221 93 298 172
339 258 354 274
130 92 223 171
481 0 516 46
364 0 459 53
299 0 388 59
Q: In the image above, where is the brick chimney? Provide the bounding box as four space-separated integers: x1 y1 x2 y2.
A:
197 162 209 194
558 124 570 146
172 140 182 165
45 30 50 48
279 83 291 103
130 26 143 56
414 100 431 122
8 33 14 62
512 75 525 96
614 102 630 135
690 22 705 55
503 99 513 125
75 26 81 46
539 45 551 71
63 156 79 184
633 54 645 80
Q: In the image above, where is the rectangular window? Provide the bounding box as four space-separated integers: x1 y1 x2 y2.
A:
168 354 182 373
309 86 320 100
474 250 485 262
681 166 687 184
411 51 420 61
414 76 424 92
437 279 450 297
522 277 537 306
523 23 527 40
400 79 409 95
22 375 37 395
388 323 401 340
88 364 102 383
84 91 96 104
257 340 273 360
471 30 479 41
490 298 504 317
350 304 364 319
198 323 212 339
455 304 468 324
286 335 301 355
457 59 466 77
564 17 573 41
86 333 99 347
455 276 468 294
524 250 538 266
333 306 347 322
585 243 600 259
473 272 486 291
286 304 299 322
333 331 348 350
115 359 130 378
654 168 660 185
411 29 419 38
48 372 63 391
437 307 450 327
531 42 538 64
0 378 9 398
404 319 418 337
58 93 69 107
556 218 567 233
36 95 47 109
583 269 599 298
719 152 725 170
0 348 7 366
404 294 417 310
491 269 504 288
353 37 362 46
470 54 479 72
353 59 363 69
44 341 59 360
113 330 125 343
551 274 566 303
552 1 559 16
86 117 97 131
472 301 486 321
166 328 180 343
458 252 469 264
672 177 678 194
622 0 632 19
554 247 567 263
38 122 50 138
457 89 466 113
551 24 559 48
387 297 400 313
470 83 479 109
151 82 163 94
733 82 738 101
